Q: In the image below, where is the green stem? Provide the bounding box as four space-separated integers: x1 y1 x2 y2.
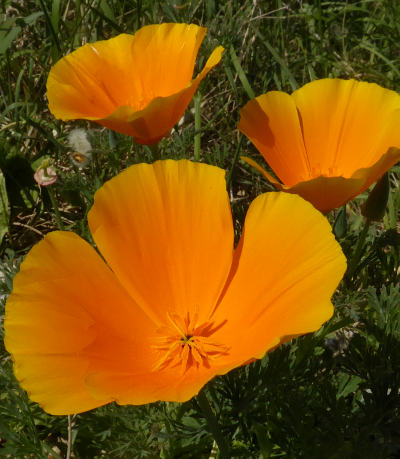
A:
194 93 201 161
66 415 73 459
197 389 230 459
226 135 244 190
47 187 65 230
346 218 371 279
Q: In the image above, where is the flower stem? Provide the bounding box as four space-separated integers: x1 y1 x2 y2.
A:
194 92 201 161
226 135 244 191
66 415 74 459
346 218 371 279
197 389 230 459
47 187 65 230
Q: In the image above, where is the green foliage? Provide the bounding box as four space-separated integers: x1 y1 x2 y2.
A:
362 172 390 221
1 0 400 457
0 171 9 245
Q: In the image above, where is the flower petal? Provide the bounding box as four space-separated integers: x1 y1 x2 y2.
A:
99 46 224 144
212 192 346 365
47 34 135 120
239 79 400 212
286 146 400 213
286 175 364 214
47 23 223 144
88 160 234 327
238 92 310 186
4 231 154 415
292 79 400 176
84 360 222 405
125 23 206 106
240 155 283 187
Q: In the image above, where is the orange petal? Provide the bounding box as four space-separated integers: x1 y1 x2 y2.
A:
238 92 310 186
212 192 346 365
240 79 400 211
286 175 364 214
292 79 400 177
240 155 283 187
88 159 234 327
84 359 224 405
286 146 400 213
98 46 224 144
4 231 154 415
47 24 223 144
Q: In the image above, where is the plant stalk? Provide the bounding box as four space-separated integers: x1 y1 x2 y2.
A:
197 389 230 459
346 218 371 279
194 93 201 161
66 415 73 459
47 187 65 230
226 135 244 191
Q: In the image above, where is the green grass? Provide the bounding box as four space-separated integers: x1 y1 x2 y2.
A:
1 0 400 457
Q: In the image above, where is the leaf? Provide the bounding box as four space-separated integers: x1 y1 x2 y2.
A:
100 0 116 22
0 170 10 245
255 30 298 91
336 374 362 399
229 46 255 99
333 205 347 238
31 155 51 171
51 0 61 33
0 12 43 54
253 423 273 458
23 11 44 25
0 23 22 54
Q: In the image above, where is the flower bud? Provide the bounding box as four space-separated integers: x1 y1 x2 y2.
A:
33 159 57 187
362 173 390 221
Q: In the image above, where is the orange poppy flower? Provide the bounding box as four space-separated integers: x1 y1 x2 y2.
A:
238 79 400 213
46 23 223 145
4 160 346 415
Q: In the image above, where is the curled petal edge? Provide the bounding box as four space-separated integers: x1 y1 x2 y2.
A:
242 146 400 213
96 46 224 144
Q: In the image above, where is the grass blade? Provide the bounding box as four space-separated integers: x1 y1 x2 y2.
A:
0 170 10 246
256 30 298 91
229 45 255 99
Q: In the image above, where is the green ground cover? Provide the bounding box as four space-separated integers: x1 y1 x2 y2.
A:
1 0 400 457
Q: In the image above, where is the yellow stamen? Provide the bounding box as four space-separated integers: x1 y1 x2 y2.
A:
151 312 229 372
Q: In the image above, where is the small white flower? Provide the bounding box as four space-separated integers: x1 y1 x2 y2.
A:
67 129 92 168
67 128 92 154
34 165 57 187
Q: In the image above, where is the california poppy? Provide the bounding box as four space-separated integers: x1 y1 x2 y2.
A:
46 23 223 145
239 79 400 213
5 160 345 415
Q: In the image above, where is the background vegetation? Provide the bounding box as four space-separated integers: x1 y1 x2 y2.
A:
1 0 400 457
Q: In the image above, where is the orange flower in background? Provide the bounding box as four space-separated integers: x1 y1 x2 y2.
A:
46 23 223 144
239 79 400 213
5 160 346 415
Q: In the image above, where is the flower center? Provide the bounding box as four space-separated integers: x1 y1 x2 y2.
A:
152 312 229 373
